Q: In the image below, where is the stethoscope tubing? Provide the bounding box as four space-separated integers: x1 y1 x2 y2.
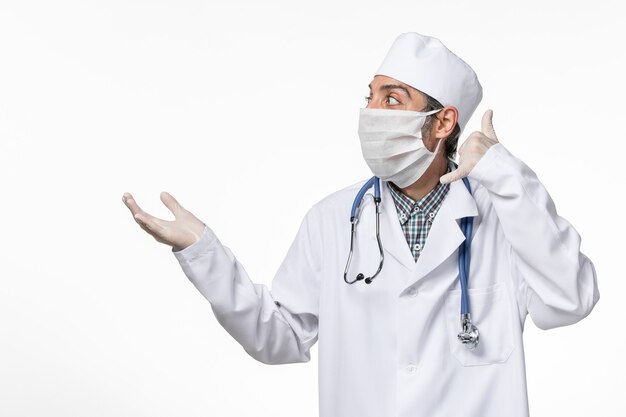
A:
344 175 479 349
350 176 380 220
459 177 473 315
344 176 383 284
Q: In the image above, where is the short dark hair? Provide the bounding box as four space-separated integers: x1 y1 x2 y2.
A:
419 92 461 161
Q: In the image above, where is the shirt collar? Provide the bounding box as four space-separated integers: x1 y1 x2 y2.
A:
387 161 454 225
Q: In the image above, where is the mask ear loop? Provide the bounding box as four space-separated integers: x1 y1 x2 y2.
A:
417 108 443 142
432 137 444 155
420 107 444 153
417 108 443 116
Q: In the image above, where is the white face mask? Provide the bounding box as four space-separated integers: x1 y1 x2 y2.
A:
358 107 442 188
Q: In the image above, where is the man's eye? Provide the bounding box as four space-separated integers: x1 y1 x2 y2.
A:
388 96 400 105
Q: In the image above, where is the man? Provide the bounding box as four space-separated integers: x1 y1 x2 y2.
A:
122 33 599 417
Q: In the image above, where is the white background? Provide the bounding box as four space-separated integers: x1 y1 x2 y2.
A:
0 0 623 416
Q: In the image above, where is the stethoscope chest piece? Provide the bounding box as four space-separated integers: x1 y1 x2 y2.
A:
457 313 480 350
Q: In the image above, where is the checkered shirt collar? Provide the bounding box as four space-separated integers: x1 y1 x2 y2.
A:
387 161 454 225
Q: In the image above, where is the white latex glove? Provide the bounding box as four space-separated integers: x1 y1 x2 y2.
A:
122 191 206 252
440 109 499 184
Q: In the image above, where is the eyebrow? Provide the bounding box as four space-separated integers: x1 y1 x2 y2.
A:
368 83 412 98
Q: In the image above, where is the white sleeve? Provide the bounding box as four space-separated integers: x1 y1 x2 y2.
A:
172 207 322 364
468 143 600 330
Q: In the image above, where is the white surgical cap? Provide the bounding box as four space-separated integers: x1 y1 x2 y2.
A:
375 32 482 134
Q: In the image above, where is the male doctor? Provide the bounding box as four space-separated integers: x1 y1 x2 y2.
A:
122 33 600 417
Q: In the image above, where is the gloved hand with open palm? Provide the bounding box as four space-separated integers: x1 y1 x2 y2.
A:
122 191 206 252
440 109 499 184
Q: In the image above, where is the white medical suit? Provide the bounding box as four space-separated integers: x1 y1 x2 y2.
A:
173 143 600 417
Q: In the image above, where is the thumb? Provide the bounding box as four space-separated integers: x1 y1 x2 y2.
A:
481 109 497 141
160 191 185 218
440 165 470 184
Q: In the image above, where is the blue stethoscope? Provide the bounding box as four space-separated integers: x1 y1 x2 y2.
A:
343 175 480 349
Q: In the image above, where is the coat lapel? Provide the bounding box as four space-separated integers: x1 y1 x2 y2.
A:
368 178 479 293
402 178 479 293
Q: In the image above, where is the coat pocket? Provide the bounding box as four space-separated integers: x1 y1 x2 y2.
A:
444 283 515 366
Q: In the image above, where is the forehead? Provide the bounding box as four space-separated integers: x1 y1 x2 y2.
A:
368 74 412 90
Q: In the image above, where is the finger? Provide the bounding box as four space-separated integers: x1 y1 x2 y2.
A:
122 192 145 217
135 212 168 239
457 130 481 156
134 215 153 235
481 109 497 141
160 191 184 218
440 165 470 184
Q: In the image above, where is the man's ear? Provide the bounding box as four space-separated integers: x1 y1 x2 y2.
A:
434 106 458 139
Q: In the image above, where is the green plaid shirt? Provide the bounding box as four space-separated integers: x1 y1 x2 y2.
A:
387 163 453 262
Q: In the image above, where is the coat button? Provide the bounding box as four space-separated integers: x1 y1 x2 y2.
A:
406 364 417 373
407 287 418 297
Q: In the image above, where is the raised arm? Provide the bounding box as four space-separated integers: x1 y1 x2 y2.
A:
468 144 599 329
122 191 321 364
441 110 600 330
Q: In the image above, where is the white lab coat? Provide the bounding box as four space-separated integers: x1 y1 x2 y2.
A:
173 143 600 417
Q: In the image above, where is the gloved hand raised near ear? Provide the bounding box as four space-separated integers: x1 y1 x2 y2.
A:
440 109 499 184
122 191 206 252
